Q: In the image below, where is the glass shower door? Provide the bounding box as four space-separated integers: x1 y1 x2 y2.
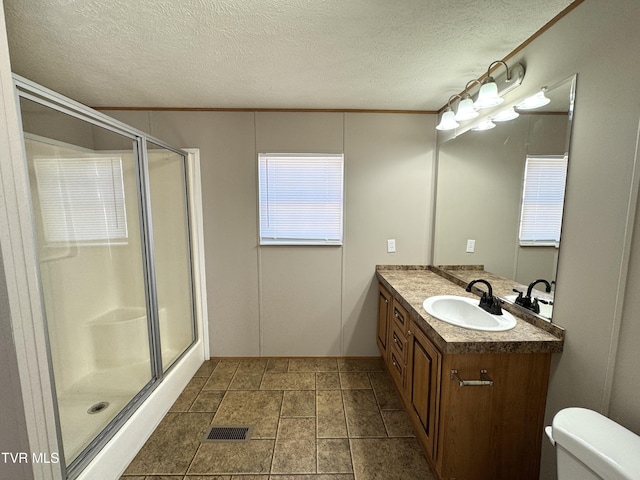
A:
19 97 155 467
146 142 195 371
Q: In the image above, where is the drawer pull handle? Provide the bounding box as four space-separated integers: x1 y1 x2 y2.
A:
393 333 403 351
391 356 402 374
451 369 493 387
394 308 405 324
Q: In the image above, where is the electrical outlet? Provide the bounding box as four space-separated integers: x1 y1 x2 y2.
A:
466 239 476 253
387 239 396 253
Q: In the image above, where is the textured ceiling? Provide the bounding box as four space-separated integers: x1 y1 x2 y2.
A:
4 0 576 111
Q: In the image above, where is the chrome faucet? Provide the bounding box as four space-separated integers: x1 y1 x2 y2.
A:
513 279 553 314
466 279 502 315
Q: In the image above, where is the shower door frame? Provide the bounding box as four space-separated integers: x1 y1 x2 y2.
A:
8 74 204 479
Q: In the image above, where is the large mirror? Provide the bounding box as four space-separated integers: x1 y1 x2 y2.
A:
432 74 577 321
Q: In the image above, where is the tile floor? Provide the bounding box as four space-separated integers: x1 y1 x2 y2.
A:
120 357 435 480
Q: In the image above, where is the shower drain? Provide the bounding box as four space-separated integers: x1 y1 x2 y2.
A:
87 401 110 415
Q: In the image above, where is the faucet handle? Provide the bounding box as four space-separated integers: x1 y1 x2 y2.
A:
531 297 541 314
487 296 503 315
512 288 526 307
479 291 490 307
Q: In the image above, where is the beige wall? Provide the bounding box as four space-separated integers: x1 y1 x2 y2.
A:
109 110 435 357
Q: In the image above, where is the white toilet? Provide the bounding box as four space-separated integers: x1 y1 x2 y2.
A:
546 407 640 480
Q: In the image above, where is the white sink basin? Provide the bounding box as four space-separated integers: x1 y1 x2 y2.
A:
505 295 553 319
422 295 517 332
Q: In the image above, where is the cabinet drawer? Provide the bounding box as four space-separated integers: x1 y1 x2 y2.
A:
390 321 408 363
391 298 409 334
389 350 405 390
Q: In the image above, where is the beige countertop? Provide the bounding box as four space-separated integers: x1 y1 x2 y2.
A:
376 265 564 355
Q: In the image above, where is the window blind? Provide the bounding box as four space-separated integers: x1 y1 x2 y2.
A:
258 153 344 245
519 155 568 247
34 156 128 244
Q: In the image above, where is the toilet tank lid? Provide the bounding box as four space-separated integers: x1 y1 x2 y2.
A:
551 407 640 480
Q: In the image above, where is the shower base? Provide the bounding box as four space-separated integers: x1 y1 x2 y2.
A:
57 346 183 463
57 361 151 463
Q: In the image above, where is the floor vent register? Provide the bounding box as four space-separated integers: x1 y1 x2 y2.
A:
202 425 253 443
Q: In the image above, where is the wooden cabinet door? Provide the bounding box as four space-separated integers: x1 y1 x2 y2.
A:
407 322 441 460
377 283 391 355
438 355 495 479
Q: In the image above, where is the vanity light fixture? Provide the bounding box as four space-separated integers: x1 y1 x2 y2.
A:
435 59 524 133
492 106 520 122
436 95 461 131
454 80 481 121
516 87 551 110
472 118 496 131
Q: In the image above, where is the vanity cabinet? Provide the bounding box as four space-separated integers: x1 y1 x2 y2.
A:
377 280 553 480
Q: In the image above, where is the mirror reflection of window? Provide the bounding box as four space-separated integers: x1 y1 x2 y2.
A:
519 154 568 247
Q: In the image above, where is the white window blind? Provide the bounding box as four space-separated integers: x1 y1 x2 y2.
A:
258 153 344 245
34 156 128 244
519 155 568 247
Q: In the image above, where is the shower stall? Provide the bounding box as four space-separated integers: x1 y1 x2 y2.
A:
11 76 206 479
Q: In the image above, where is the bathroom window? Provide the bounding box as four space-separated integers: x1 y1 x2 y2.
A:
258 153 344 245
34 156 128 244
519 154 568 247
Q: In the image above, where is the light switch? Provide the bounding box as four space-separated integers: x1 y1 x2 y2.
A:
466 239 476 253
387 239 396 253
